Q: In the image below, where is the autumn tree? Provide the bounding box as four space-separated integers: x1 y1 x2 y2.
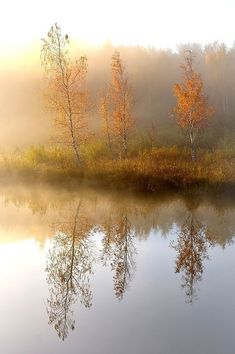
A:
173 50 214 160
99 89 114 157
41 23 89 163
102 51 134 159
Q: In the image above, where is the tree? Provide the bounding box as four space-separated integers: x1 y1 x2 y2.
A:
99 89 114 157
110 51 134 158
41 23 89 163
173 50 214 160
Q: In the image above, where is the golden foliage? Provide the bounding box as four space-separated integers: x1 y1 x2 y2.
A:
99 51 134 159
173 51 214 159
99 90 114 157
111 51 134 158
41 23 89 162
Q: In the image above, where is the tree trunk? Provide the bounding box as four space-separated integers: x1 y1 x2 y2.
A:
122 137 128 158
189 130 196 162
72 139 81 164
191 143 195 162
68 109 82 165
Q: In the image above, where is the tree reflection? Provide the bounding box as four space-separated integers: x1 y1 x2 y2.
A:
101 210 137 300
46 200 95 340
171 210 215 303
43 191 235 336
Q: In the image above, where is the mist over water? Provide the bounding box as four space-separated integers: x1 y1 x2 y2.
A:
0 0 234 352
0 25 234 354
0 183 234 354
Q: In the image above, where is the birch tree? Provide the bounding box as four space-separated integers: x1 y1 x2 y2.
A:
110 51 134 159
173 50 214 160
41 23 89 163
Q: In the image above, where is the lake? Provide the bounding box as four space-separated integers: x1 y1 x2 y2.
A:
0 184 234 354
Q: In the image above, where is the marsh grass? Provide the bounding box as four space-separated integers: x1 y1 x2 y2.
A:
0 145 234 192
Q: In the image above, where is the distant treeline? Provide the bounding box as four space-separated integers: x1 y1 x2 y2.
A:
85 41 235 148
0 41 234 150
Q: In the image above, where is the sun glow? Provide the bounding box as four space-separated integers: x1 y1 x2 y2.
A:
0 0 234 54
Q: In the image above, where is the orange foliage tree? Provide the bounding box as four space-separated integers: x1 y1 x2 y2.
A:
99 89 114 157
173 51 214 160
102 51 134 159
41 23 89 164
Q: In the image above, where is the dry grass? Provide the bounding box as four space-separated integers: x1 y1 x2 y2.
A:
0 145 234 193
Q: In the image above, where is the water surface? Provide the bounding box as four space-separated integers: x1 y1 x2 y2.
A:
0 184 234 354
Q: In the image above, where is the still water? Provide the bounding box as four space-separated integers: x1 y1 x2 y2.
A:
0 184 234 354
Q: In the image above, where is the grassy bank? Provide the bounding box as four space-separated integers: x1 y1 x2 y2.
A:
0 145 234 193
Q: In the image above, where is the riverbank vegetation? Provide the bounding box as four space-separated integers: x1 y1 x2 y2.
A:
1 145 234 193
1 24 234 193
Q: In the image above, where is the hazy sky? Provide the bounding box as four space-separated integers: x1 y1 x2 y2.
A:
0 0 234 53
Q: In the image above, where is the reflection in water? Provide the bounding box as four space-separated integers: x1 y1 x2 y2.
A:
0 184 234 341
101 210 137 300
46 203 138 339
46 200 95 340
171 210 215 303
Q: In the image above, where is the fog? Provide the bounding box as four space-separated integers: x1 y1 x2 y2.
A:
0 41 234 149
0 183 234 245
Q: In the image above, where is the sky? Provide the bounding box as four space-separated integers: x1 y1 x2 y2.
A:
0 0 234 54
